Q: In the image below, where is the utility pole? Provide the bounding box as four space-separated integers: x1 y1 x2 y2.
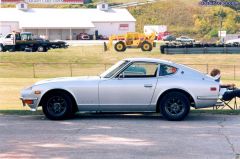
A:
218 3 224 43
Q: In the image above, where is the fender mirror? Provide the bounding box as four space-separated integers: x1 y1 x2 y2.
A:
118 72 125 79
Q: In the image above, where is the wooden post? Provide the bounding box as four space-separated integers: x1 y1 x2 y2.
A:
234 65 236 80
32 63 36 78
70 28 72 40
70 63 73 77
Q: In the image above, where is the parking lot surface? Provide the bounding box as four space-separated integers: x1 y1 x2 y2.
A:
0 113 240 159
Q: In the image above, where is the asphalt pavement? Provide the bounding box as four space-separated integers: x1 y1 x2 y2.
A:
0 113 240 159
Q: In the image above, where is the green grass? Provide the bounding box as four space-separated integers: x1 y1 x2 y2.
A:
0 110 43 115
1 46 240 79
191 109 240 115
1 46 240 110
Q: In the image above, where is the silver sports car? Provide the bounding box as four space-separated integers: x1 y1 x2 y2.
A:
20 58 219 121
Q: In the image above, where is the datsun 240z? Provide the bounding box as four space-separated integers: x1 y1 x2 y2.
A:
20 58 219 121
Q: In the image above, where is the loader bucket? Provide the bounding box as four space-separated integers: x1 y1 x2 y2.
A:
153 42 156 47
104 42 108 51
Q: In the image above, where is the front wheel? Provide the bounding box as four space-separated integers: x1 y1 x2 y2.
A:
141 41 152 51
159 92 190 121
42 92 73 120
0 44 5 52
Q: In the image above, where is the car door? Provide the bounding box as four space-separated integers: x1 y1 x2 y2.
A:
99 62 159 111
4 34 15 45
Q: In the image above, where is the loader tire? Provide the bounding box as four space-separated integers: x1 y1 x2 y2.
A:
141 41 152 51
114 41 126 52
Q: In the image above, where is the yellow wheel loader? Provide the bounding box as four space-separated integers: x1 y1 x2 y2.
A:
104 32 156 52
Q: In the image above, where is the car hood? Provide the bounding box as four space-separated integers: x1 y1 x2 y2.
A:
34 76 100 86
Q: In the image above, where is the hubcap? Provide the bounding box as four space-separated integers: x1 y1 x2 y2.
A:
144 44 149 50
47 96 67 116
117 44 123 50
165 97 185 116
38 47 44 52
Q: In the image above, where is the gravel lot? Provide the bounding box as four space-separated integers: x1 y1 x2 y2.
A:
0 113 240 159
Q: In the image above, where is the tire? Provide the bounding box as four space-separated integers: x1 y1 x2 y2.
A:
42 92 74 120
0 44 5 52
9 46 15 52
114 41 126 52
159 92 190 121
37 46 46 52
141 41 152 51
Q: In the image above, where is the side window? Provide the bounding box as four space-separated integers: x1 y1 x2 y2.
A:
15 34 21 40
121 62 158 78
159 64 177 76
6 34 12 38
21 34 27 40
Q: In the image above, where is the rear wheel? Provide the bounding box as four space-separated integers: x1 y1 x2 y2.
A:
141 41 152 51
159 92 190 121
42 92 73 120
114 41 126 52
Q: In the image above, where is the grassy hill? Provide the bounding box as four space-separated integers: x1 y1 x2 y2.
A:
128 0 240 40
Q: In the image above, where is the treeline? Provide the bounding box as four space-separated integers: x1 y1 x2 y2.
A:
129 0 240 40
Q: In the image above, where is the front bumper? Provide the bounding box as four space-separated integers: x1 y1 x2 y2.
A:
20 97 38 111
20 87 41 111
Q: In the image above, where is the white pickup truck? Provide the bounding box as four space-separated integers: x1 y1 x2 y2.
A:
0 32 49 52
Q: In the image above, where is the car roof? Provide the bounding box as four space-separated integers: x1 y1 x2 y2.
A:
21 32 32 34
123 58 174 64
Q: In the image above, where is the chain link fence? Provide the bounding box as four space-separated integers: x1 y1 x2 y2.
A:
0 62 240 80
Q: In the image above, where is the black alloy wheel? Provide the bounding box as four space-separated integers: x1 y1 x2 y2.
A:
42 92 73 120
160 92 190 121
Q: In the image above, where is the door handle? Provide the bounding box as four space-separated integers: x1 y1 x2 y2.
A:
144 84 153 88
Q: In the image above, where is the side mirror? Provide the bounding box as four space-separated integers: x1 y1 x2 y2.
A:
118 72 125 79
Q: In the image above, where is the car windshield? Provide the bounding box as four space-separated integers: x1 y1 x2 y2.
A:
100 60 129 78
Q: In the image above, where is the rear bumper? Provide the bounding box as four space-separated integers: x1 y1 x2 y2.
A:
195 96 218 108
197 96 218 100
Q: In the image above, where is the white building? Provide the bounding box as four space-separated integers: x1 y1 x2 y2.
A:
0 2 136 40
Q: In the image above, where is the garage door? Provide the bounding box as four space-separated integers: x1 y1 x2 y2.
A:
0 26 11 36
49 29 62 40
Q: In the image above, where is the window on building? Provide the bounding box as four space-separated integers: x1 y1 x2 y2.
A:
119 24 129 30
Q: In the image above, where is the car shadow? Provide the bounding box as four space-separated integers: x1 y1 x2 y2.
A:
67 112 225 122
74 112 163 121
18 112 226 122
